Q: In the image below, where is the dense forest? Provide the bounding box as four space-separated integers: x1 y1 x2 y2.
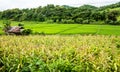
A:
0 2 120 25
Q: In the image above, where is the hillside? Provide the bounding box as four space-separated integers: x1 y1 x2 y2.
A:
99 3 120 21
0 2 120 25
99 2 120 10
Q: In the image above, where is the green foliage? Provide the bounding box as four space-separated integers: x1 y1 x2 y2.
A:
18 23 24 26
0 2 120 24
22 29 32 35
3 20 11 25
107 10 119 21
116 20 120 25
79 4 98 10
3 20 11 32
37 14 45 22
74 18 83 24
0 20 120 35
62 19 74 24
99 2 120 10
105 20 120 25
83 19 90 24
0 35 120 71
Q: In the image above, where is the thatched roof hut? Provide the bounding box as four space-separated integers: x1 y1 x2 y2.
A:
5 26 24 35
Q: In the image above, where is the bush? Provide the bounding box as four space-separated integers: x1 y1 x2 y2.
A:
115 20 120 25
75 18 83 24
18 23 24 26
62 19 74 24
105 20 120 25
22 29 32 35
3 20 11 32
3 20 11 28
109 21 114 25
105 19 111 24
82 19 90 24
3 20 11 26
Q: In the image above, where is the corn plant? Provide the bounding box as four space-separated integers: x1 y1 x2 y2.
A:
0 35 120 72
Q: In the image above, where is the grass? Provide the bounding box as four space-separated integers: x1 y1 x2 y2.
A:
0 20 120 35
0 35 120 71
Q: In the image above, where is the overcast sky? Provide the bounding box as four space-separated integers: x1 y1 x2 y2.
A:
0 0 120 11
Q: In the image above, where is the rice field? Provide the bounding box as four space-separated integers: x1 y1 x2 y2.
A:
0 35 120 72
1 20 120 35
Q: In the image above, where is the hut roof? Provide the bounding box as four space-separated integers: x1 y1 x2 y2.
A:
8 26 22 33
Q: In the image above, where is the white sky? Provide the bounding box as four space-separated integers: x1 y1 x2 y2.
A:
0 0 120 11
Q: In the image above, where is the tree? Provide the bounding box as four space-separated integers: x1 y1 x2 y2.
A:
37 13 45 22
3 20 11 34
74 18 83 24
107 10 119 21
0 2 120 25
105 10 119 25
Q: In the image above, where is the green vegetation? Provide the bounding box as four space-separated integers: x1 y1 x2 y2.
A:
0 2 120 35
0 35 120 72
1 20 32 35
0 2 120 72
0 2 120 25
0 20 120 35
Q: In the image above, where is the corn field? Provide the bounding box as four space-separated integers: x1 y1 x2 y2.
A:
0 35 120 72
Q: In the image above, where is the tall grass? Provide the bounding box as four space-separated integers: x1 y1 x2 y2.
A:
0 35 120 72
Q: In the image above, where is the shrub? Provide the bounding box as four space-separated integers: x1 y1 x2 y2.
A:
62 19 74 24
75 18 83 24
82 19 90 24
3 20 11 33
105 20 120 25
115 20 120 25
22 29 32 35
18 23 24 26
3 20 11 26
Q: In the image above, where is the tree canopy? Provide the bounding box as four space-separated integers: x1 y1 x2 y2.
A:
0 2 120 25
